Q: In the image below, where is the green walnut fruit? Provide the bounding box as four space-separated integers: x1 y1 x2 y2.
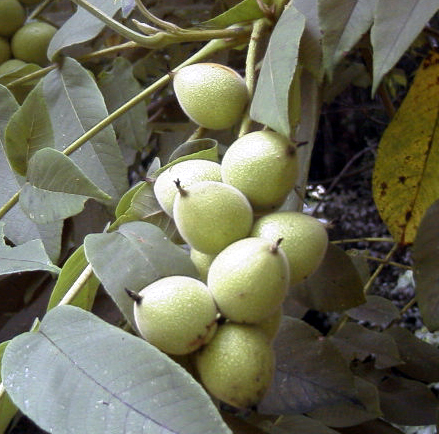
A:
128 276 218 355
208 237 289 323
173 180 253 254
190 248 216 282
0 58 26 75
154 159 221 217
173 63 248 130
252 211 328 285
221 130 299 213
196 322 275 408
11 21 57 66
0 37 11 65
0 0 26 37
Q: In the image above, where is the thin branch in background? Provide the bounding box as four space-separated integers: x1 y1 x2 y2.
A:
363 243 399 294
311 145 375 216
362 255 412 270
332 237 394 244
308 162 374 186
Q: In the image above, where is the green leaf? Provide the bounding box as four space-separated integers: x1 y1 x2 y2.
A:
84 221 197 328
259 316 358 414
307 376 381 428
154 138 219 177
115 181 145 219
0 238 60 275
250 5 305 137
0 62 42 104
202 0 265 28
385 326 439 383
47 245 99 310
294 0 323 80
4 80 54 176
319 0 376 79
346 295 400 325
110 182 181 243
259 415 339 434
338 419 406 433
0 340 18 434
98 57 150 155
373 51 439 245
19 148 112 224
323 62 370 103
330 322 401 369
412 199 439 331
370 0 439 94
2 305 232 434
0 85 63 262
43 57 128 206
0 84 18 140
290 243 366 312
47 0 121 61
356 367 439 426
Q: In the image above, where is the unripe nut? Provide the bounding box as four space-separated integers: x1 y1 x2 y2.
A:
207 237 289 323
196 323 275 408
252 211 329 285
173 180 253 254
131 276 218 355
221 130 299 212
173 63 248 130
154 159 221 217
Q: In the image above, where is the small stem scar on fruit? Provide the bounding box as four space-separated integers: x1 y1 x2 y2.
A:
174 179 188 197
125 288 143 304
269 238 284 253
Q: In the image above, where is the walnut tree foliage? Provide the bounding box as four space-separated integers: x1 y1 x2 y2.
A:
1 0 439 433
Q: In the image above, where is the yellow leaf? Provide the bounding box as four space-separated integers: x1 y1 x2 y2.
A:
372 51 439 246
